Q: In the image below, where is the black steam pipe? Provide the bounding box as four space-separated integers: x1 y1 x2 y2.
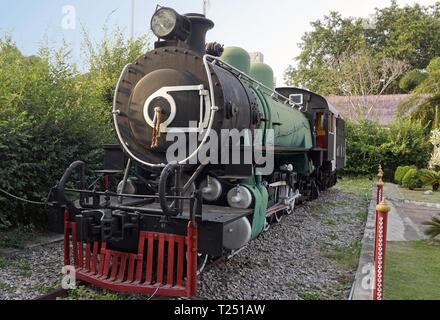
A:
184 13 214 56
63 188 194 200
158 163 180 217
56 160 85 206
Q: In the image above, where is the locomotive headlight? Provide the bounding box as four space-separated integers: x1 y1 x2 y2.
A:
151 8 176 38
151 7 191 41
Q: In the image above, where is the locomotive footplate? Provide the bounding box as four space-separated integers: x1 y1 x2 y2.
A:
74 195 252 257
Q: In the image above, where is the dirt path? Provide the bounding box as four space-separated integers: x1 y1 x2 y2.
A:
385 183 440 241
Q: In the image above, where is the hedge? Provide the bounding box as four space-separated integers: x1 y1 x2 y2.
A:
402 169 423 190
0 33 149 229
394 165 417 185
344 119 432 179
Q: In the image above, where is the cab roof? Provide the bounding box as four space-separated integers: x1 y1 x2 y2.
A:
276 87 342 118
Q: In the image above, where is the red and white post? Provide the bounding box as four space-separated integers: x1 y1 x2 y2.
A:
374 165 385 262
373 199 391 300
376 165 384 205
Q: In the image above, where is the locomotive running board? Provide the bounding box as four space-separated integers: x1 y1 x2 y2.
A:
63 210 198 298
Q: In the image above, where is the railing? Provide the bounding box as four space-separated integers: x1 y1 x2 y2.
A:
64 209 198 297
373 165 391 300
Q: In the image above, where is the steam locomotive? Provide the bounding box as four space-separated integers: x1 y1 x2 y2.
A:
51 6 346 297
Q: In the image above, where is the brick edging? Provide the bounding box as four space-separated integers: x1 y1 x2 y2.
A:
350 185 376 300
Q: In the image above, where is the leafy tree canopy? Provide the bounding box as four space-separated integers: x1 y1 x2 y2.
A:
409 56 440 131
399 69 427 92
285 1 440 95
415 56 440 94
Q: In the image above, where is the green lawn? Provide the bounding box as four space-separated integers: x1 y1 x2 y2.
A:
0 224 41 249
335 176 373 199
399 187 440 204
384 240 440 300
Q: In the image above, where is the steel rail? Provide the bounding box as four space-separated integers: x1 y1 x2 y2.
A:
34 288 68 300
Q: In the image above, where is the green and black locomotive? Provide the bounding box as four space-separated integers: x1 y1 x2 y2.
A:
51 6 346 297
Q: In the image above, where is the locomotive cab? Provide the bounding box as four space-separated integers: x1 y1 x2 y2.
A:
276 87 346 187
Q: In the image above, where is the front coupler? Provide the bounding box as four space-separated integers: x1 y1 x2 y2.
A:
56 161 199 297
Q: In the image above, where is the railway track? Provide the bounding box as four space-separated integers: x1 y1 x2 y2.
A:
34 288 209 301
32 209 294 301
148 256 227 300
33 256 227 301
34 288 68 300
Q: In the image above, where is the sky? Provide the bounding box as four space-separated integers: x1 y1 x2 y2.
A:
0 0 438 85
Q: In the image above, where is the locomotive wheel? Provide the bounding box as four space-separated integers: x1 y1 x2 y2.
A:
197 253 209 275
274 211 284 223
263 219 271 232
311 181 320 200
183 253 209 282
286 199 296 215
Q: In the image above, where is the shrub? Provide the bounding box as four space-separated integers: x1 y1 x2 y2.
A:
394 166 405 184
0 33 149 229
344 120 388 176
395 165 417 185
395 166 406 185
402 169 423 190
380 119 431 176
344 118 431 178
0 42 107 227
428 129 440 170
419 169 440 191
423 216 440 239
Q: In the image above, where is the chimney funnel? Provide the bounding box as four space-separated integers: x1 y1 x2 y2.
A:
184 13 214 56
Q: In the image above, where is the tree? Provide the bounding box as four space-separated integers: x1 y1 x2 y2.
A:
0 30 150 228
410 57 440 132
284 11 365 94
399 69 427 92
415 57 440 94
367 1 440 69
82 27 150 111
336 49 408 117
285 1 440 94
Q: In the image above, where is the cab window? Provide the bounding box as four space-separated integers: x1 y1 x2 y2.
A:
329 114 336 134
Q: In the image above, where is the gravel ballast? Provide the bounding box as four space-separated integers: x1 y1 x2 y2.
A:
0 178 371 300
0 242 63 300
198 182 370 300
